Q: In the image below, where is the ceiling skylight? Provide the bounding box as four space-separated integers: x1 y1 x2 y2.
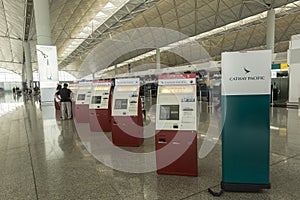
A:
61 0 130 58
96 11 106 17
83 26 92 32
99 0 300 75
104 2 116 10
79 32 89 38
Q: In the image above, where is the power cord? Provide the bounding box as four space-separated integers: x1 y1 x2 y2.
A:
208 188 224 197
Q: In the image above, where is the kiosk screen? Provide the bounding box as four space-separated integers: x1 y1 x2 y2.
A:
115 99 128 109
160 105 179 120
77 94 86 101
91 96 101 104
159 85 194 94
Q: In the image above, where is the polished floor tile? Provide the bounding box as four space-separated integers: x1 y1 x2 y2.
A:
0 171 37 200
0 93 300 199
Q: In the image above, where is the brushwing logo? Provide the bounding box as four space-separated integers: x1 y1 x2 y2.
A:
243 67 251 74
229 67 265 81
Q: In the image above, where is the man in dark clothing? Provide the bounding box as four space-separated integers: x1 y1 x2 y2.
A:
55 83 73 120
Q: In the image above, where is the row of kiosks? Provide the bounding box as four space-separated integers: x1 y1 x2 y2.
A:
111 78 144 147
75 81 92 123
89 80 112 132
69 81 78 117
155 74 198 176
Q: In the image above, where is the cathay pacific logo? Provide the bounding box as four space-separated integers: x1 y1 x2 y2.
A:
243 67 251 74
229 67 265 81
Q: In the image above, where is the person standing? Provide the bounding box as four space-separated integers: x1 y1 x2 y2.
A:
55 84 62 109
56 83 73 120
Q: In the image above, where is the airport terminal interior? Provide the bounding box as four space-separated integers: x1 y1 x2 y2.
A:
1 0 300 199
1 93 300 199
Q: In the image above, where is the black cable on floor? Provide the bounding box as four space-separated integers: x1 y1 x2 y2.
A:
179 184 221 199
208 188 224 197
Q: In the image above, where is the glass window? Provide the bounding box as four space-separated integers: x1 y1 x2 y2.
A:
0 68 22 82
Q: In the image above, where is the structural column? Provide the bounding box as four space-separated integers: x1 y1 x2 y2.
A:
156 48 161 70
288 35 300 106
266 8 275 53
33 0 58 105
33 0 52 45
24 41 33 88
22 64 26 84
114 64 118 77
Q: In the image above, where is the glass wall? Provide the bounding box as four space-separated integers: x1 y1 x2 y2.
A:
33 71 76 82
0 68 22 82
0 68 22 91
0 68 76 91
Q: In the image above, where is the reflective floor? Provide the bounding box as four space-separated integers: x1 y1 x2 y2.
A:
0 92 300 199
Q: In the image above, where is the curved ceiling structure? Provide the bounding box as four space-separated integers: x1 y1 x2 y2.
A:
0 0 300 78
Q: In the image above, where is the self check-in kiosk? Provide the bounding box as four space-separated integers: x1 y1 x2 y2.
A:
89 80 112 132
155 74 198 176
75 81 92 123
111 78 143 146
69 82 78 117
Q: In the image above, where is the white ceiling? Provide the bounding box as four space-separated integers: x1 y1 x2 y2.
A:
0 0 25 73
0 0 300 78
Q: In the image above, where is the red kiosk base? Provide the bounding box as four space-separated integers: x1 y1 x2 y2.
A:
155 130 198 176
75 104 89 123
89 109 112 132
111 116 143 147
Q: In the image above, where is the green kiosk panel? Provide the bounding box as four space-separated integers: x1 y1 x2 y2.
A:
221 50 272 191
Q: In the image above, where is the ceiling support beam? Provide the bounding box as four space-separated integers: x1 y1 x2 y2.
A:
59 0 160 69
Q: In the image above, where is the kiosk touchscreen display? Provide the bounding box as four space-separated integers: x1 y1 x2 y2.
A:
114 99 128 109
159 85 194 94
160 105 179 120
91 96 101 104
77 94 86 101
